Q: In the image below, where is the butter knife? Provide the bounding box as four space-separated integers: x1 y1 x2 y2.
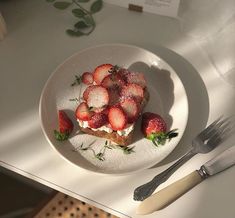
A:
136 145 235 215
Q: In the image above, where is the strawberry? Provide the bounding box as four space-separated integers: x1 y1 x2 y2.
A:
75 102 94 121
116 68 130 82
126 72 146 88
87 85 109 108
141 112 178 146
108 88 121 106
121 83 144 102
120 97 139 123
101 74 125 90
88 112 108 129
83 85 96 101
81 72 93 85
54 110 74 141
93 64 113 85
108 106 127 130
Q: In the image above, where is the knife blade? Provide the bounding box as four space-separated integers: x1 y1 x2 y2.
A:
136 145 235 215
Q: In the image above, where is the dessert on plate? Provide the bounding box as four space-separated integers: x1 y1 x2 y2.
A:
75 64 150 146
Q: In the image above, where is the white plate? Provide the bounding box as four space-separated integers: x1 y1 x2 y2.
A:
39 44 188 175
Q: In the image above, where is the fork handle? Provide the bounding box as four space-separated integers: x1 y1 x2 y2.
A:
134 149 196 201
136 170 203 214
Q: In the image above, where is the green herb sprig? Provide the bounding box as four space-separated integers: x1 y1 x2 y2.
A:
73 140 135 161
46 0 103 37
71 75 82 86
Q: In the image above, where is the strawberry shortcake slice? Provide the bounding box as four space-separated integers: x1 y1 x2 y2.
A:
75 64 150 146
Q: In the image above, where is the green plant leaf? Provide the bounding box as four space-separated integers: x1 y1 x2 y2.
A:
83 15 95 26
74 20 90 29
46 0 56 2
72 8 86 18
90 0 103 14
53 1 71 9
77 0 90 2
66 29 85 37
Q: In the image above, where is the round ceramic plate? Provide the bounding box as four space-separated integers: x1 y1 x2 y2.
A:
39 44 188 175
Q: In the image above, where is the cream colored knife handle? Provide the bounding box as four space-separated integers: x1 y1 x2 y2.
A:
136 171 203 215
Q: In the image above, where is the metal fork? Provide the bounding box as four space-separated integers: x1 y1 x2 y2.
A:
134 117 234 201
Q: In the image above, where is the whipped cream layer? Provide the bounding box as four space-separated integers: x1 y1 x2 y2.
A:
77 119 134 136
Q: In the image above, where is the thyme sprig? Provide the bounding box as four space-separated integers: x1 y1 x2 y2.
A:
71 75 82 86
69 97 80 102
73 140 135 161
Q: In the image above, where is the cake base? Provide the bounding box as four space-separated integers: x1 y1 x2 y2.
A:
79 126 134 146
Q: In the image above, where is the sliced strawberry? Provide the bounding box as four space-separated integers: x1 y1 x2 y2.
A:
126 72 146 88
108 106 127 130
87 85 109 108
101 74 125 89
88 112 108 129
117 68 130 82
108 88 121 106
75 102 94 121
81 72 93 85
54 110 74 141
58 110 74 133
93 64 113 85
121 83 144 102
120 97 139 123
83 85 96 102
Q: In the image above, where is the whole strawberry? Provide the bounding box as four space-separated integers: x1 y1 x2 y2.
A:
54 110 74 141
141 112 178 146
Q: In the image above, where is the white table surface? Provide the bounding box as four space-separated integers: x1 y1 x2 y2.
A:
1 1 235 218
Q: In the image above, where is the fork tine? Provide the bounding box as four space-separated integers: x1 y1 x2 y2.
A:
208 116 234 144
198 116 223 138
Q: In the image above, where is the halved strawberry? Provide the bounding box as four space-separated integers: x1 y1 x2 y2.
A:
108 88 121 106
93 64 113 85
116 68 130 82
108 106 127 130
141 112 178 146
83 85 96 101
101 74 125 90
87 85 109 108
88 112 108 129
75 102 94 121
121 83 144 102
120 97 139 123
126 72 146 88
91 107 108 114
54 110 74 141
81 72 93 85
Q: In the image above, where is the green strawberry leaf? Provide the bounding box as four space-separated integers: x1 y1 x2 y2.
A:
147 129 178 147
54 130 70 141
